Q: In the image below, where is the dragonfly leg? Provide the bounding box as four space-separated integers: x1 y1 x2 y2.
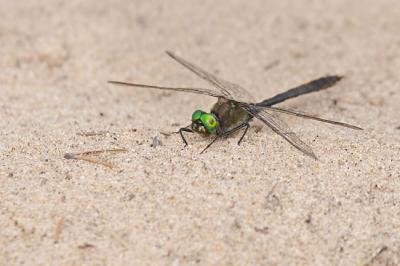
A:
218 121 251 145
200 121 251 154
177 126 193 147
237 123 250 145
200 135 220 154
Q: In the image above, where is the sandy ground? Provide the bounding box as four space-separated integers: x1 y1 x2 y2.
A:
1 0 400 265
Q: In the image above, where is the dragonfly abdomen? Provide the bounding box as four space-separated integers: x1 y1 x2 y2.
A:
257 75 343 107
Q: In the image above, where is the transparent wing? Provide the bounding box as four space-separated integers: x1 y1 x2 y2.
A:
108 81 225 98
240 104 317 159
166 51 255 103
259 106 363 130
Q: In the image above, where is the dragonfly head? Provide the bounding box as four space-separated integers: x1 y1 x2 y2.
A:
191 110 219 135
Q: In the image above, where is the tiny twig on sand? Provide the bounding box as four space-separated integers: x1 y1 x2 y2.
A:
77 130 110 137
64 148 128 169
264 60 280 71
78 243 96 249
55 217 64 243
363 245 388 266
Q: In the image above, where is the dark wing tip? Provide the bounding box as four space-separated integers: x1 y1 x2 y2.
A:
307 150 318 160
108 80 126 86
165 50 175 58
64 153 75 159
351 125 363 130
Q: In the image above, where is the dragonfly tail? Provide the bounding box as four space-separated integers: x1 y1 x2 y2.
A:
257 75 343 107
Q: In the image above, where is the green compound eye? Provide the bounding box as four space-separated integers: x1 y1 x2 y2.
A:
192 110 204 122
200 113 219 134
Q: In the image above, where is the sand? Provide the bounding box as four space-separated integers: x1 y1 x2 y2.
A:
1 0 400 265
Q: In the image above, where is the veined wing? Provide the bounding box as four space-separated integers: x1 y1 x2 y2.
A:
166 51 255 103
239 104 317 159
257 106 363 130
108 81 225 98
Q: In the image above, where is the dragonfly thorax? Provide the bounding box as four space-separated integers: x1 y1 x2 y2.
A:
191 110 220 135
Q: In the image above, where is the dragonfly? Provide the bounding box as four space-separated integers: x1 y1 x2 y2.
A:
109 51 362 159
